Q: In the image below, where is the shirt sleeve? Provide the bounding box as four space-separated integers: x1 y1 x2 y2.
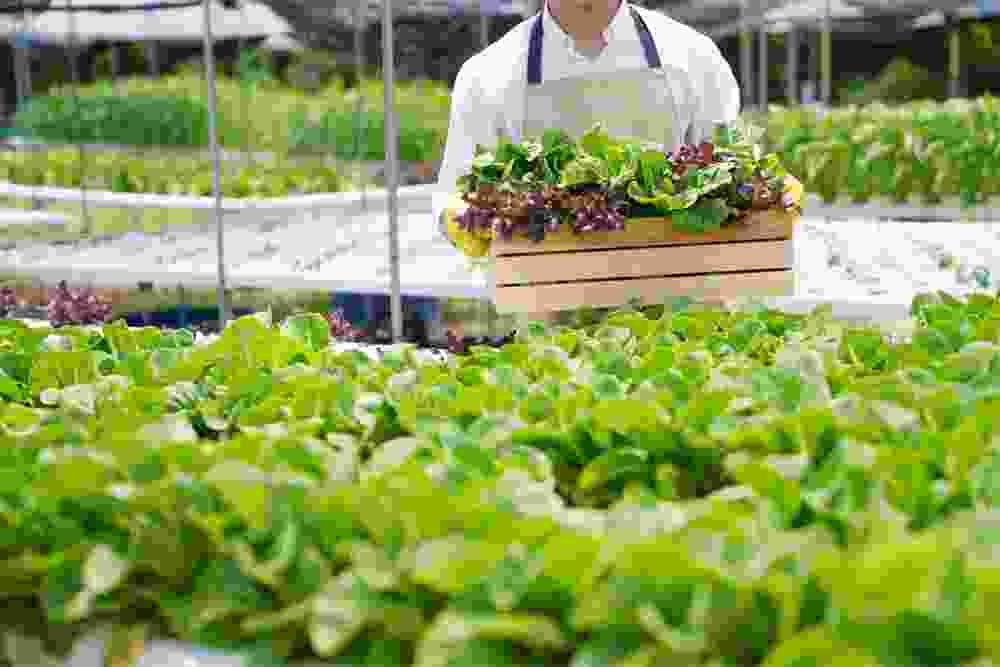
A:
687 35 741 145
432 57 497 243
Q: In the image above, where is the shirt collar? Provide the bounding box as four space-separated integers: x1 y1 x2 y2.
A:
541 0 633 53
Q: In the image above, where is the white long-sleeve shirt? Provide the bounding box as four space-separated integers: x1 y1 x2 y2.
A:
432 2 741 231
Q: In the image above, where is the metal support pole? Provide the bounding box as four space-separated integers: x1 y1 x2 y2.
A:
66 0 93 235
15 11 35 212
354 2 365 75
355 0 367 211
383 0 403 342
110 43 123 95
354 5 365 83
203 0 229 328
22 22 33 99
110 44 121 80
480 10 490 49
820 0 832 106
145 42 160 76
947 13 961 98
757 21 768 110
808 28 819 101
786 26 798 105
13 16 31 109
12 42 23 112
66 1 80 88
739 2 753 109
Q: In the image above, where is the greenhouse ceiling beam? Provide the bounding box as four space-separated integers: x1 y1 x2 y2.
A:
704 0 977 35
0 0 202 12
705 13 944 37
657 0 789 29
842 0 971 18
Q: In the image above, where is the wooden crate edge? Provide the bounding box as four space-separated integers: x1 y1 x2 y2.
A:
493 269 795 313
492 208 799 256
494 239 794 287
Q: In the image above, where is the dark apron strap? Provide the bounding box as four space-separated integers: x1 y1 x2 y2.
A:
527 5 661 85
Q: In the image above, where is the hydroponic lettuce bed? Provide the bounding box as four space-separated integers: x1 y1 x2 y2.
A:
0 149 346 199
3 293 1000 667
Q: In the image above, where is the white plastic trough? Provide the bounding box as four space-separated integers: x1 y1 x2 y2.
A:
0 181 437 215
0 208 70 227
0 180 996 221
802 194 999 222
0 235 985 326
0 181 996 325
0 261 489 299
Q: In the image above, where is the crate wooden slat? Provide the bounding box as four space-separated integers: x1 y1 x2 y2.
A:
492 208 797 313
494 209 796 255
495 239 792 285
495 270 795 312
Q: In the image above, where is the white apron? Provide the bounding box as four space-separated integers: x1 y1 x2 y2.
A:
484 6 689 313
520 6 686 147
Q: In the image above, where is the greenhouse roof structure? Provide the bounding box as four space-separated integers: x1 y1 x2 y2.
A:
672 0 983 38
312 0 989 33
0 0 292 44
0 0 989 41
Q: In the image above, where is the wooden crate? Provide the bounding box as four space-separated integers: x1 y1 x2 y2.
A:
492 208 797 313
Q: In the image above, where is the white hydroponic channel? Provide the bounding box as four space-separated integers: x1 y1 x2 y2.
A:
1 205 998 320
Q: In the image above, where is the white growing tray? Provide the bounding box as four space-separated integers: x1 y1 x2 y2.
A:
0 181 997 322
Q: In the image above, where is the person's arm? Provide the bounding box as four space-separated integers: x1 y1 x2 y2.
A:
687 35 741 145
433 58 498 243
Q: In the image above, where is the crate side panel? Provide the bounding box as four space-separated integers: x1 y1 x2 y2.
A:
492 210 796 256
493 270 794 313
494 240 792 285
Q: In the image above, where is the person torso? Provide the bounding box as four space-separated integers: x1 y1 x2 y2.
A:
468 4 703 145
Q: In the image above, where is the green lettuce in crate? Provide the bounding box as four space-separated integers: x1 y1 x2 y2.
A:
453 121 795 244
